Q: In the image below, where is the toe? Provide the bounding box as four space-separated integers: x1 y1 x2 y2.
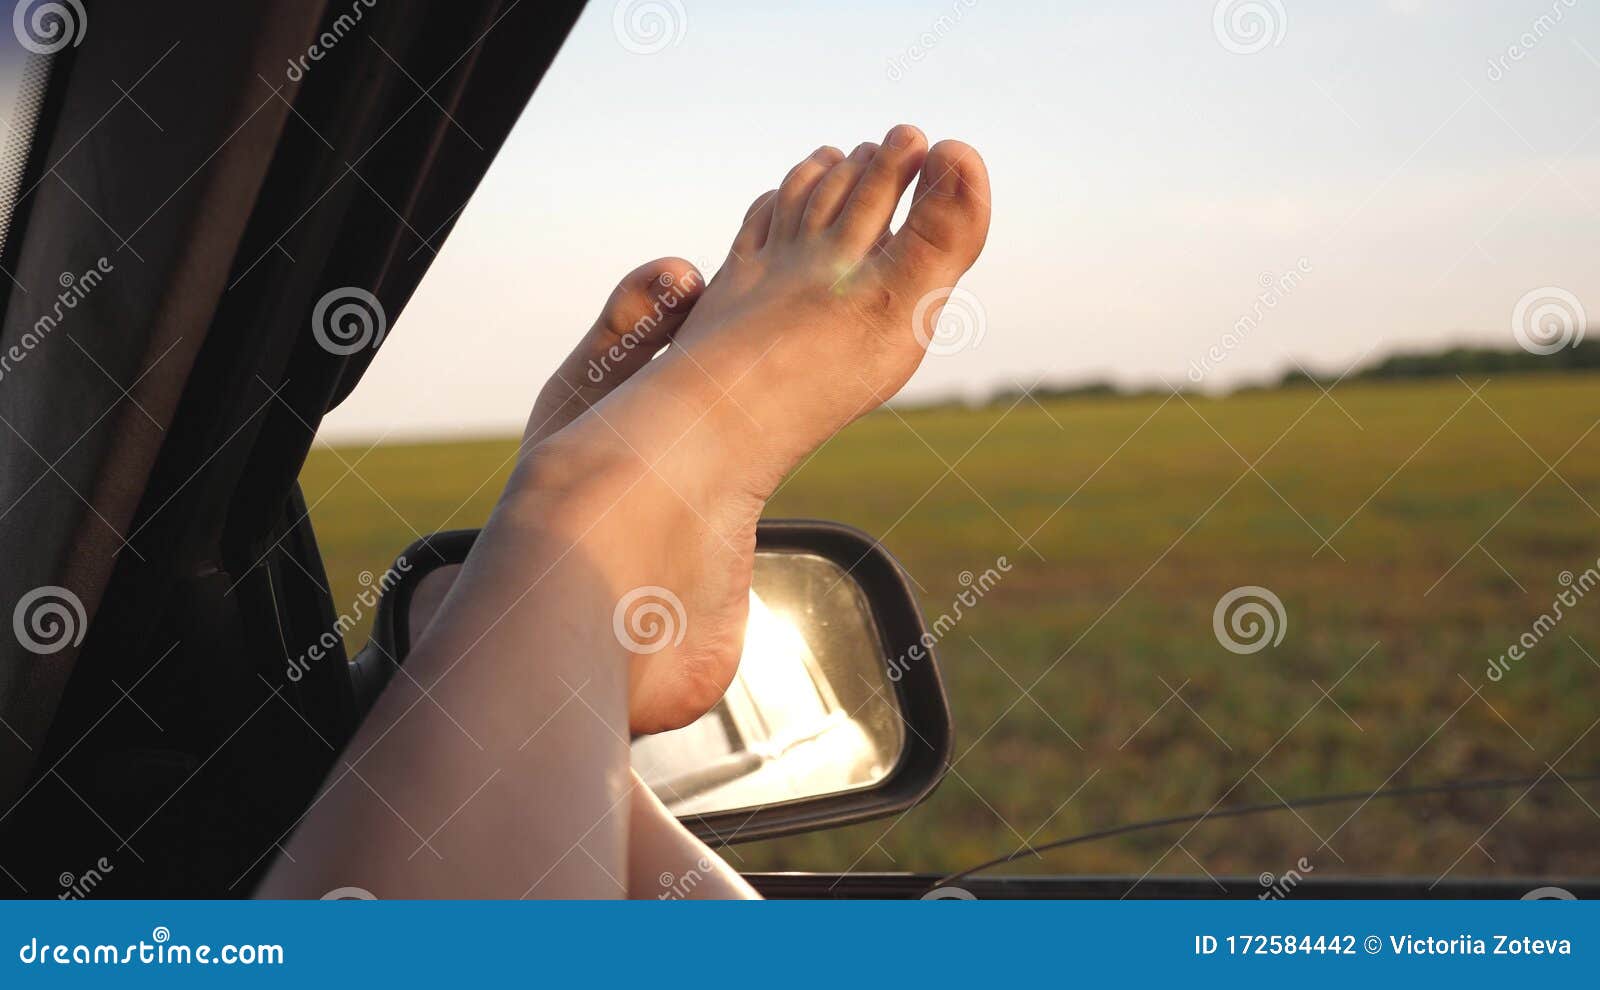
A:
800 141 876 232
730 189 777 258
832 124 927 252
768 145 844 242
880 139 991 281
525 257 703 445
591 256 703 346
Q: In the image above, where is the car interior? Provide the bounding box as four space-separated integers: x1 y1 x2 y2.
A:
0 0 1595 900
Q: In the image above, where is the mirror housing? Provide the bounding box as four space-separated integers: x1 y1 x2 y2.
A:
349 520 953 844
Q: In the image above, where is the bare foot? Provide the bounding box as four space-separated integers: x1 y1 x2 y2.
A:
408 258 709 633
512 124 991 733
524 257 705 447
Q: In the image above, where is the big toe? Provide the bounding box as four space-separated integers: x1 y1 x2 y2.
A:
577 257 703 382
525 257 703 445
881 140 991 283
605 256 702 334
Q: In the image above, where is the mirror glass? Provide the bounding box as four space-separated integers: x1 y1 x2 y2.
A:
630 551 906 817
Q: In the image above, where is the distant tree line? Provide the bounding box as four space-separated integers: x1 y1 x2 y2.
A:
978 340 1599 408
1280 340 1600 386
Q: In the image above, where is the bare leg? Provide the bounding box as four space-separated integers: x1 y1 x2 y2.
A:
260 125 991 898
627 771 757 900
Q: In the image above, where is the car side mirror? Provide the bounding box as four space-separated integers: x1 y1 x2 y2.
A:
348 520 952 844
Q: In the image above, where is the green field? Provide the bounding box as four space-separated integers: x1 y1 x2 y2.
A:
301 373 1600 882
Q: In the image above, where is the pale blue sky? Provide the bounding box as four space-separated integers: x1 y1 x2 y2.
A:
309 0 1599 440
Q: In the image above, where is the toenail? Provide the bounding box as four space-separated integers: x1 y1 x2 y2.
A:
885 125 915 150
850 142 877 161
925 162 962 197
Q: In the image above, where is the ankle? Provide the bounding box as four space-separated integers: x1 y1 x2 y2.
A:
504 436 644 532
501 436 718 577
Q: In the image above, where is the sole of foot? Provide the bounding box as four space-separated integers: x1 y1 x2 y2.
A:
513 124 991 733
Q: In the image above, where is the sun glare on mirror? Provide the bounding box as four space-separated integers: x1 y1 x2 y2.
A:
634 584 895 817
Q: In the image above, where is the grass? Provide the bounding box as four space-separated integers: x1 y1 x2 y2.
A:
301 372 1600 881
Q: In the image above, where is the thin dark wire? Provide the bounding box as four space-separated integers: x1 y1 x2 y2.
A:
932 769 1600 891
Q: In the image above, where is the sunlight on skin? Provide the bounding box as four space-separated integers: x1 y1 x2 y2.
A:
265 125 991 898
